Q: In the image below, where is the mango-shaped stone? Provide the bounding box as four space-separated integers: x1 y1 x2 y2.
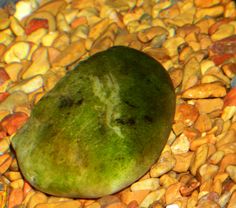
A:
12 46 175 198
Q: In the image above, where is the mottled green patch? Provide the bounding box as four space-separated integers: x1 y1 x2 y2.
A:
12 46 175 198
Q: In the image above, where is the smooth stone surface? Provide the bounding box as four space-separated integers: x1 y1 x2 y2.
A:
12 46 175 198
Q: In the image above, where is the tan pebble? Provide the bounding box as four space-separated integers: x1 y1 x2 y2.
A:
98 196 120 206
195 6 224 20
5 63 23 82
90 37 113 55
10 16 25 36
221 106 236 121
225 1 236 18
187 190 198 208
35 200 82 208
0 91 28 112
27 192 48 208
171 133 190 154
209 150 225 164
216 129 236 148
219 153 236 172
194 0 221 8
218 142 236 154
227 191 236 208
4 41 30 64
142 47 170 63
169 68 183 88
211 24 234 41
42 31 59 47
197 199 220 208
10 179 24 189
182 83 226 99
214 172 229 184
23 47 50 79
200 60 215 75
140 189 165 208
86 202 101 208
57 12 71 32
199 179 213 193
163 37 185 57
199 164 219 182
226 165 236 183
53 41 86 67
190 144 209 175
105 202 127 208
47 47 61 65
27 28 48 45
159 174 178 188
218 191 232 207
0 31 13 46
176 25 200 38
165 182 182 204
222 63 236 79
194 113 212 133
0 137 10 154
0 154 12 174
159 4 180 19
150 151 176 177
179 46 194 62
53 33 70 51
182 57 201 91
212 179 222 195
196 18 215 34
137 26 168 43
89 18 110 41
199 34 213 50
131 178 159 191
194 98 223 114
5 171 22 181
120 189 149 205
152 2 172 18
71 25 89 41
8 75 44 94
172 122 185 136
173 152 194 172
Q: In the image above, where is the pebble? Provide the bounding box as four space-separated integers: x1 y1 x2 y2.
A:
190 144 209 176
159 174 178 188
226 165 236 182
174 103 199 126
194 113 212 132
8 75 44 94
181 57 201 91
173 152 194 173
22 47 50 79
120 189 149 205
131 178 160 191
211 24 235 41
140 189 165 208
27 192 48 208
209 150 225 165
165 183 182 205
194 98 223 114
198 164 219 182
171 133 190 154
150 151 176 178
182 83 227 99
34 200 82 208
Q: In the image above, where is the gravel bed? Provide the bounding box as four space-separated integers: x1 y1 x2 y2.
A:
0 0 236 207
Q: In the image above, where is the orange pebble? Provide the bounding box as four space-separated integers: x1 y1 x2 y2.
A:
8 188 24 208
224 87 236 107
1 112 29 136
23 181 32 197
71 16 88 29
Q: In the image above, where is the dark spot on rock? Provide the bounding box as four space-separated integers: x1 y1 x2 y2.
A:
59 96 74 108
115 118 136 126
144 115 153 123
124 100 137 108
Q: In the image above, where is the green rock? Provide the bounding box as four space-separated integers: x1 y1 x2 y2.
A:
12 46 175 198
